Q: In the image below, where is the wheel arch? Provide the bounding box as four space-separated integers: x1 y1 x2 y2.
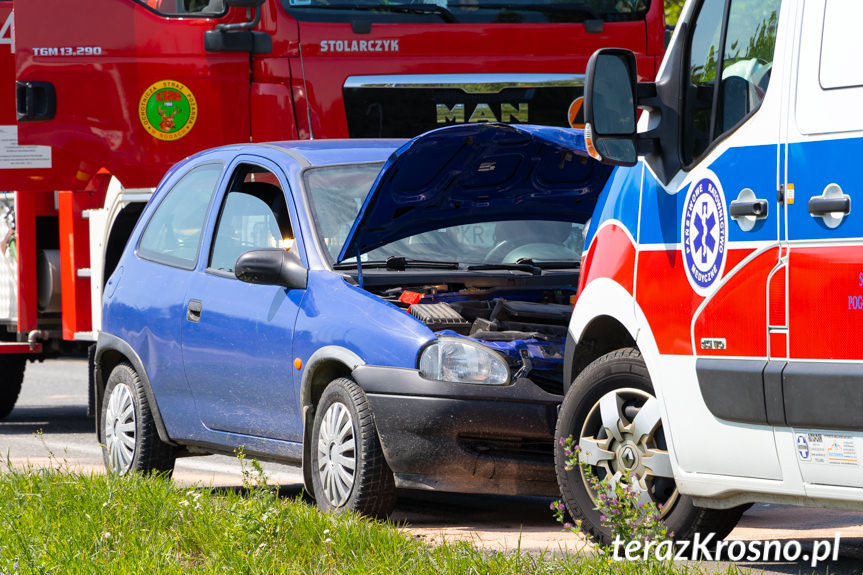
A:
93 331 175 446
298 346 366 494
564 278 641 393
564 315 637 393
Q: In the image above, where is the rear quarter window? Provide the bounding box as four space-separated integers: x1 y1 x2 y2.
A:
138 163 223 269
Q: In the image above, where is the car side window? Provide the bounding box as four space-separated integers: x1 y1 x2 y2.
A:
209 169 294 274
682 0 781 166
138 163 223 269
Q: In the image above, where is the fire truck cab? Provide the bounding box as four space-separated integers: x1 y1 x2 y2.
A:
1 0 667 418
556 0 863 544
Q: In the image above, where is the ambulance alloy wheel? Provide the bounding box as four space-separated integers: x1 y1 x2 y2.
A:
310 377 396 518
100 362 176 476
555 347 743 545
0 355 26 420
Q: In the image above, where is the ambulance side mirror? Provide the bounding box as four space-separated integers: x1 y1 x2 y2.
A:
584 49 639 166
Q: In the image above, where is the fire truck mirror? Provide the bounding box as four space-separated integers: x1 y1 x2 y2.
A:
204 30 272 54
225 0 263 7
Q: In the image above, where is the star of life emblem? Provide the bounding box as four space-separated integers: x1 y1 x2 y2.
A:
682 176 727 294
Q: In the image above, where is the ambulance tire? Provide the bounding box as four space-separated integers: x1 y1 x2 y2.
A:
555 347 744 546
0 355 26 420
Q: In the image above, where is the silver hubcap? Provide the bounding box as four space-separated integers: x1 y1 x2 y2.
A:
317 402 356 507
104 383 136 475
578 387 678 517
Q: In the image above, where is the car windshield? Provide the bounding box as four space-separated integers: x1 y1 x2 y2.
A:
304 163 585 267
281 0 649 24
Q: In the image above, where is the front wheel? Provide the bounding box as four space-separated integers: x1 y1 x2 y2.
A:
100 362 176 476
555 348 743 545
310 377 396 517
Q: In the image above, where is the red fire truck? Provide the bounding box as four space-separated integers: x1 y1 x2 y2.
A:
0 0 665 418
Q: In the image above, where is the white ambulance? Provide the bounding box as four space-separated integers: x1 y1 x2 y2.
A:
556 0 863 544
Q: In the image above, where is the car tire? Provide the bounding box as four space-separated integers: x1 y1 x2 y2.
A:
0 355 25 420
555 347 743 545
100 362 176 476
310 377 396 517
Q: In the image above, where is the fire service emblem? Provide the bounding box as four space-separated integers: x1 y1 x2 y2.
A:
139 80 198 141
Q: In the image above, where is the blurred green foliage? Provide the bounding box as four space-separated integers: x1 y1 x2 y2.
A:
664 0 685 24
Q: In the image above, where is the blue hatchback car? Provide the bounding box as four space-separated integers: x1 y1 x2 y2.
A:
94 123 608 516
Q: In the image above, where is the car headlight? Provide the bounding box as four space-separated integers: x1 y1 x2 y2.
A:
418 337 509 385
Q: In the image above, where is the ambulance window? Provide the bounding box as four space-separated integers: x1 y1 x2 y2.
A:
819 0 863 89
681 0 724 166
719 1 779 129
796 0 863 134
139 0 226 16
682 0 780 167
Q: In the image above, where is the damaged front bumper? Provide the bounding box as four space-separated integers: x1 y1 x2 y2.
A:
352 364 561 497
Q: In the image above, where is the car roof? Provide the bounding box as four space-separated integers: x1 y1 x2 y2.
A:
193 139 406 168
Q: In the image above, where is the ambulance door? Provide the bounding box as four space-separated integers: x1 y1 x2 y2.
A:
784 0 863 488
645 0 785 479
14 0 253 191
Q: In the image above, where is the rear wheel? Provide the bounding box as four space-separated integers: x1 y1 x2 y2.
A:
555 348 743 545
0 355 26 420
101 362 175 476
310 377 396 517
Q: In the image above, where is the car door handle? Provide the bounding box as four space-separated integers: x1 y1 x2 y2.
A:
808 195 850 216
729 198 769 218
187 299 202 323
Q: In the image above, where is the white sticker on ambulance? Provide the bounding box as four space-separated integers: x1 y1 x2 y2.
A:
796 432 859 466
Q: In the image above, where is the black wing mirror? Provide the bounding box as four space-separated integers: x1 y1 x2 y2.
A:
584 49 639 166
235 248 307 290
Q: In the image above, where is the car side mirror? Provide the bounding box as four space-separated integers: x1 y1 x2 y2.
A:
235 248 307 289
584 49 639 166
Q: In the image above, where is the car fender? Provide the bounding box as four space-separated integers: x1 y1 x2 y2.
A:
93 331 175 446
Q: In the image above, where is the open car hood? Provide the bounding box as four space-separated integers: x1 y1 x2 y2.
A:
337 123 613 262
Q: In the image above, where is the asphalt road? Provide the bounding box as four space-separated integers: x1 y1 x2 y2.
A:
4 357 863 574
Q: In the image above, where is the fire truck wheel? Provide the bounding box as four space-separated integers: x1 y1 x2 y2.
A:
555 347 744 545
0 355 26 419
100 362 176 477
310 377 396 518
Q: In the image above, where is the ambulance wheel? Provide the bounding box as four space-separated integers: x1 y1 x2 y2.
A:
555 347 743 545
0 355 25 419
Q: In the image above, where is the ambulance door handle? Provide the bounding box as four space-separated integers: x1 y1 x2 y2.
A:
808 196 850 216
729 198 768 218
730 188 768 232
808 184 850 230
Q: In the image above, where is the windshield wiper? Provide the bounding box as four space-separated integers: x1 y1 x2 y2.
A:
515 258 580 270
466 262 542 275
333 256 460 271
468 2 600 19
292 2 458 22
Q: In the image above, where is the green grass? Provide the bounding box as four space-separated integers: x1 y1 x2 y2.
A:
0 463 739 575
